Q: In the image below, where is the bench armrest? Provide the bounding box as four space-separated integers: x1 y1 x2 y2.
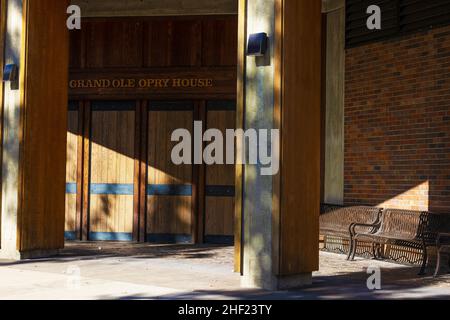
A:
349 222 380 237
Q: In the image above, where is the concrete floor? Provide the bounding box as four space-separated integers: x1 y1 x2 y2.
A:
0 242 449 300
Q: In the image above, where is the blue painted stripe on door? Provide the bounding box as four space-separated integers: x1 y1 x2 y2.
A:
147 184 192 196
64 231 77 241
149 101 194 111
68 101 79 111
66 183 77 194
91 100 136 111
206 100 237 111
89 232 133 241
146 234 192 244
90 184 134 195
205 185 235 197
204 235 234 245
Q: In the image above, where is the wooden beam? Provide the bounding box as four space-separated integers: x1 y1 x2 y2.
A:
234 0 247 274
277 0 322 275
71 0 238 17
272 0 283 277
17 0 70 253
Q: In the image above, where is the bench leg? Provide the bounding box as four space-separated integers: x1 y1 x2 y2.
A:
347 236 354 261
419 245 428 276
434 247 441 278
377 244 383 259
371 243 377 259
448 254 450 272
350 239 358 261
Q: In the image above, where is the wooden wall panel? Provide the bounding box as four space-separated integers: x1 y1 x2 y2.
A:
65 110 78 234
85 19 143 68
19 0 69 252
69 29 83 69
202 17 238 67
204 103 236 243
144 19 202 67
89 102 135 240
71 15 238 71
147 105 193 242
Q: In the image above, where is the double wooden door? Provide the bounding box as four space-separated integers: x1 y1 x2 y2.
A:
65 100 235 244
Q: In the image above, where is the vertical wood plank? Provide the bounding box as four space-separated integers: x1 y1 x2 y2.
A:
85 19 144 68
65 107 79 236
202 16 238 67
133 100 142 241
139 100 148 242
82 101 91 241
193 101 207 244
75 101 84 240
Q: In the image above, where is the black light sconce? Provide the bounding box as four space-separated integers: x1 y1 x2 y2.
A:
247 32 268 57
2 64 19 90
3 64 18 82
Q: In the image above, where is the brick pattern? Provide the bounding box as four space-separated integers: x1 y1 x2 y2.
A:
345 25 450 213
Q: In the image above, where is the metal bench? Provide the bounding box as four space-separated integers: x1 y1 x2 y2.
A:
433 215 450 277
434 232 450 277
320 204 382 259
349 209 439 275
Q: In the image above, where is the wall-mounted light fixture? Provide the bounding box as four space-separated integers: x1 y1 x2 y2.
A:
247 32 268 57
3 64 18 82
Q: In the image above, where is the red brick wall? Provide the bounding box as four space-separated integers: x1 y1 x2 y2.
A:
345 25 450 213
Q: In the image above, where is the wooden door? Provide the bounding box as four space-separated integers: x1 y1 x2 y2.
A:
146 101 194 243
204 101 236 244
88 100 136 241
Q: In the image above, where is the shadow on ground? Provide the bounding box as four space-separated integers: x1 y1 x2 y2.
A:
1 243 449 300
0 242 232 267
109 264 450 300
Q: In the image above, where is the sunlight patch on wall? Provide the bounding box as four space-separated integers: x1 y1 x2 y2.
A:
378 181 429 211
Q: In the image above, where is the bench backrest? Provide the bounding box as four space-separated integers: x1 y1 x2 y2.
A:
320 205 382 231
424 213 450 243
378 209 429 239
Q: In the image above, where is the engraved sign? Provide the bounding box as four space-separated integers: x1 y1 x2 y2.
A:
68 68 237 99
69 78 214 89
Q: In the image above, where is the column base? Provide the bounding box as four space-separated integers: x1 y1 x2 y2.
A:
241 273 313 291
0 249 60 261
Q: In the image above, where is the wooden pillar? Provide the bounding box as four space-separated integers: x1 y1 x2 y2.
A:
239 0 321 290
0 0 69 260
322 0 345 205
275 0 322 279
